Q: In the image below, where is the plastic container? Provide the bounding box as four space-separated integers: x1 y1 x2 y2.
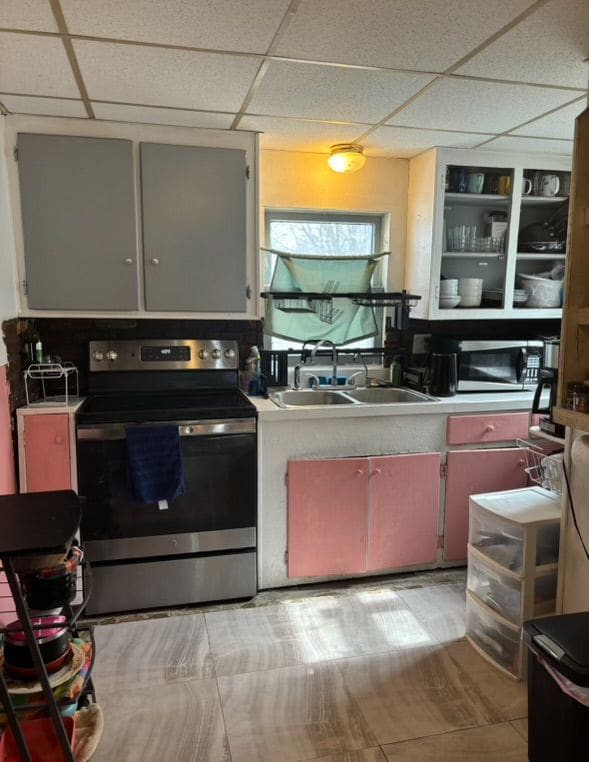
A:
466 591 523 678
0 717 75 762
519 272 563 308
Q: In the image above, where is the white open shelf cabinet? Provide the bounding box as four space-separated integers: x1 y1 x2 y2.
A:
405 147 572 320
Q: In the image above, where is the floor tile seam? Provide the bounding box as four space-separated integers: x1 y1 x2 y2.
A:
212 636 467 681
375 718 525 750
292 745 386 762
204 615 234 762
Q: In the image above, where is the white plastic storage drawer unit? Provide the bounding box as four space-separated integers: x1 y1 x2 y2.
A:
466 486 561 679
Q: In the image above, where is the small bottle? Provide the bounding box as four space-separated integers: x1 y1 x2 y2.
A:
246 346 261 396
389 358 402 387
35 339 44 363
22 320 39 366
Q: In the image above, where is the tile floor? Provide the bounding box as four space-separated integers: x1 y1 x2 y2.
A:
89 573 528 761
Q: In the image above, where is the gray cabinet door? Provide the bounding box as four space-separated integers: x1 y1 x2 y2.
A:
141 143 247 312
18 134 139 310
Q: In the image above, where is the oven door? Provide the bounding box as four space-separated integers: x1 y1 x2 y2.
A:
458 341 529 391
77 419 256 561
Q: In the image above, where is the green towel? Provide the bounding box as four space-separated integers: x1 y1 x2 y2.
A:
264 249 388 345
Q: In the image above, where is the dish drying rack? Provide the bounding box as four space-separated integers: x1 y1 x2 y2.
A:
517 439 564 495
24 363 79 406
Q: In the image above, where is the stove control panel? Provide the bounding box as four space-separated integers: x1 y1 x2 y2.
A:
89 340 240 372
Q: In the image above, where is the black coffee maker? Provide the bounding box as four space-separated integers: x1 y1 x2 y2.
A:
532 338 565 439
429 337 459 397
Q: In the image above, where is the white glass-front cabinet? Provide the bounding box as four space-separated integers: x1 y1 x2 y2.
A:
405 147 571 320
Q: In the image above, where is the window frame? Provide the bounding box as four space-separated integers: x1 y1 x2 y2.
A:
263 209 388 351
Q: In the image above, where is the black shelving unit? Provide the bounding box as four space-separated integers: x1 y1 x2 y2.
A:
0 490 95 762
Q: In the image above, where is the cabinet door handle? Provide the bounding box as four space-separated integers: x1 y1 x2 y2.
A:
151 258 159 266
371 468 382 476
484 424 495 432
124 257 134 265
54 435 64 445
355 469 363 476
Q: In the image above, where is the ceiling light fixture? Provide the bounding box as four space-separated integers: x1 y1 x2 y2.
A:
327 143 366 173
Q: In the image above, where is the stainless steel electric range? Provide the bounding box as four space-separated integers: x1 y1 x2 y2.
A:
76 339 257 615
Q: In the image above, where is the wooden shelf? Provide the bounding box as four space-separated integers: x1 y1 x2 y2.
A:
577 307 589 325
553 406 589 431
520 195 569 207
444 192 510 207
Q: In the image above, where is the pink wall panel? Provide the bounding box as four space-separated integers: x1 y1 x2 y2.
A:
0 571 15 626
23 414 71 493
367 453 440 571
447 412 530 446
0 365 16 495
288 458 368 578
444 448 528 562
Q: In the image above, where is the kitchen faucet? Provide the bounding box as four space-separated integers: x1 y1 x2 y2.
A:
293 339 338 388
309 340 338 386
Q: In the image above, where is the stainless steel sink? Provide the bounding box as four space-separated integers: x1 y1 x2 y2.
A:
269 389 358 407
269 386 436 408
345 387 434 404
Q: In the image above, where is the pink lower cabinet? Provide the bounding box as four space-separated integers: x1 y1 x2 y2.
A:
21 413 72 493
287 452 442 578
287 458 368 577
443 448 528 562
367 453 441 571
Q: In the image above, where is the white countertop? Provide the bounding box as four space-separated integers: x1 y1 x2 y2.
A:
17 397 85 415
252 390 538 421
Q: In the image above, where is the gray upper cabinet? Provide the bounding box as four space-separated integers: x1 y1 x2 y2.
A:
17 134 139 310
141 143 247 312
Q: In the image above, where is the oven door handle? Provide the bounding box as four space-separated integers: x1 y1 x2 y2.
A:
77 419 256 440
517 348 528 383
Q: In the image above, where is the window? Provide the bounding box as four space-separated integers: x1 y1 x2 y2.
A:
264 211 386 350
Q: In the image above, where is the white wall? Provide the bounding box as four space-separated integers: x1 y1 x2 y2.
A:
0 117 18 365
260 150 409 290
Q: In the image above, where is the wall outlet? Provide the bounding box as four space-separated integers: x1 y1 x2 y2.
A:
412 334 431 354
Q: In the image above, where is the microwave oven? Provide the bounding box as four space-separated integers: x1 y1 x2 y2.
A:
457 340 543 392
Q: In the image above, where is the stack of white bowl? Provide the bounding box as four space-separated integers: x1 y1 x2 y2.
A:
459 278 484 307
439 279 461 309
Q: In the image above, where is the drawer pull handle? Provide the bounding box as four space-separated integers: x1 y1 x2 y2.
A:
484 425 495 432
371 468 382 476
356 469 363 476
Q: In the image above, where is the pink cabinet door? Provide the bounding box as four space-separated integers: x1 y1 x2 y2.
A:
0 366 16 495
444 448 527 562
0 570 15 626
288 458 368 577
23 414 71 493
367 453 440 571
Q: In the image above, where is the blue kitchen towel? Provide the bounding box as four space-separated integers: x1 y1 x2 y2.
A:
125 425 185 504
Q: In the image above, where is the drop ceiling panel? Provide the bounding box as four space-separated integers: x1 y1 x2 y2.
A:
511 98 587 140
61 0 291 54
0 1 58 32
93 102 235 129
238 115 363 152
274 0 533 71
388 77 578 133
479 135 574 155
73 40 261 111
0 94 87 118
0 33 79 98
248 61 435 123
365 126 489 158
455 0 589 89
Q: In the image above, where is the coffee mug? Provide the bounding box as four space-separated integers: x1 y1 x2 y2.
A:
498 175 512 195
483 174 499 194
467 172 484 194
453 167 467 193
541 174 560 197
522 177 533 195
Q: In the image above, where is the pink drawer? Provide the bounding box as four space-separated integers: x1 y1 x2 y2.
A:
447 412 529 445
